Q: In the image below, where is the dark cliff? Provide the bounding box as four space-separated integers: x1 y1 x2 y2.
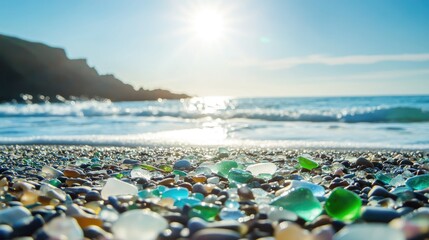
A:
0 34 189 102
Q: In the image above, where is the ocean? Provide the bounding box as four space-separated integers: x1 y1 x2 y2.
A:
0 95 428 149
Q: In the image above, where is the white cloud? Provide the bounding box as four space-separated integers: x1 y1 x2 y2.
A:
234 53 429 70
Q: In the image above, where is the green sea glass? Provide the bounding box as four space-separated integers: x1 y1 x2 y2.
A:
48 179 61 187
218 147 229 158
188 203 220 221
325 188 362 221
375 172 392 185
159 165 173 173
141 164 156 171
216 160 238 177
228 169 253 183
405 174 429 190
298 155 319 170
173 170 187 177
270 188 322 221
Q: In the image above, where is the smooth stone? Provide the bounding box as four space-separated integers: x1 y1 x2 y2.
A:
191 228 240 240
298 154 319 170
0 206 32 225
122 159 140 165
219 208 245 220
368 186 397 200
227 169 253 183
312 225 335 240
83 225 112 239
405 174 429 190
276 180 325 198
85 191 102 202
162 187 189 201
334 223 405 240
0 225 12 239
275 221 310 240
246 162 277 176
238 186 255 201
271 188 322 221
174 159 192 170
188 217 208 236
12 214 44 237
355 157 374 168
325 188 362 221
207 220 246 233
63 168 84 178
361 207 400 223
43 216 84 240
112 209 168 240
101 178 138 199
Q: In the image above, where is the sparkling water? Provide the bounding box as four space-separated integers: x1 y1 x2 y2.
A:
0 95 428 149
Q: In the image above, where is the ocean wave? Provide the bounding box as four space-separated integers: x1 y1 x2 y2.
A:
0 101 428 123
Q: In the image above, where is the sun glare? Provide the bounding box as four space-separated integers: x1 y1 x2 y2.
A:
191 8 226 43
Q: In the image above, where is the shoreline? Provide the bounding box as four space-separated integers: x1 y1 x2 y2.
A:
1 142 428 152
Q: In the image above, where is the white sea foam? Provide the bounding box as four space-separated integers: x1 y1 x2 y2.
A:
0 96 428 149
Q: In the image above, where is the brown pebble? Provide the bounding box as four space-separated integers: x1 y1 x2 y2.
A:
178 182 193 192
64 168 85 178
306 215 332 230
237 186 254 201
356 157 374 168
158 178 175 187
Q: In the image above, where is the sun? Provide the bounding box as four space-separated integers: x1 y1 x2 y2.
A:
190 8 226 44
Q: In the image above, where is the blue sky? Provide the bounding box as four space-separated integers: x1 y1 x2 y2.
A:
1 0 429 97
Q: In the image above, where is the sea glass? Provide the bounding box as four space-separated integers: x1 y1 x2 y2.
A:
112 210 168 240
298 154 319 170
161 187 189 201
405 174 429 190
188 203 220 221
216 160 238 177
246 162 277 176
271 188 322 221
101 178 138 199
325 188 362 221
228 169 253 183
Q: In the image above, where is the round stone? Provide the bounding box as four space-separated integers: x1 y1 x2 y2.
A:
191 228 240 240
173 159 192 170
275 221 310 240
334 223 405 240
361 207 400 223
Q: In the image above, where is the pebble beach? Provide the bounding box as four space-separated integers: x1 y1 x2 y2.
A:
0 145 428 240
